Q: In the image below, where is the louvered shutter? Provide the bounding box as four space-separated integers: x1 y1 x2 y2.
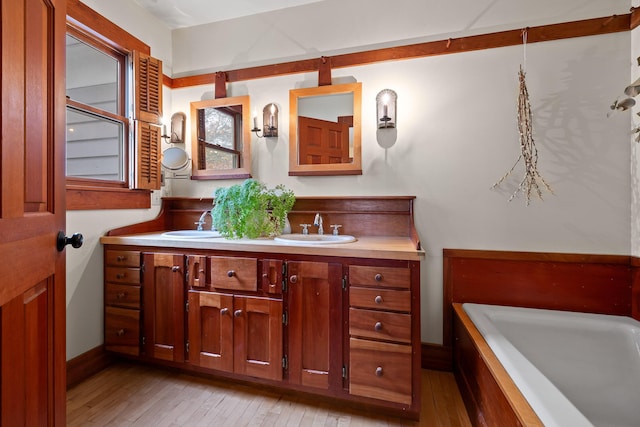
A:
133 50 162 190
134 120 162 190
133 51 163 124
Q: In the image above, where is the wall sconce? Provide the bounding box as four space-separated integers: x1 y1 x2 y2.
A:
252 103 278 138
376 89 397 129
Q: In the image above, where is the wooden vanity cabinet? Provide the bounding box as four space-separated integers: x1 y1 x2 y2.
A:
187 255 283 381
142 252 186 363
286 261 343 391
104 249 141 356
348 265 415 405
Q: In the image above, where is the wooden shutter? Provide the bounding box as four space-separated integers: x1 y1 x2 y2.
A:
133 50 162 124
134 121 161 190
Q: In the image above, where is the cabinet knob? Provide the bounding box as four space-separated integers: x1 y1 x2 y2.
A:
375 366 383 377
172 266 180 272
116 273 125 279
374 273 383 282
374 295 383 304
116 292 126 300
116 255 125 262
234 309 243 318
289 275 298 284
220 308 229 316
116 329 125 336
374 321 383 331
227 270 235 278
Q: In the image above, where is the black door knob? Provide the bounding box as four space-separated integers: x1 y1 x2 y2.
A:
57 231 83 252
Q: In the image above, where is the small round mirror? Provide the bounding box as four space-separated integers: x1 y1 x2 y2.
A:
162 147 190 170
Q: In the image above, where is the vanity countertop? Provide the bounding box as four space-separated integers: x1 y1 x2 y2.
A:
100 232 425 261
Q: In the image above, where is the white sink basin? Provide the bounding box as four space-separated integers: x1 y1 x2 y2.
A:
161 230 222 238
274 234 356 244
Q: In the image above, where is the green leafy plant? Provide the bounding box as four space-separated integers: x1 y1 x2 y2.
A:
212 179 296 239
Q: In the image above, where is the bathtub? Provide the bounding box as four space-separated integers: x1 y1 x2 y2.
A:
462 303 640 427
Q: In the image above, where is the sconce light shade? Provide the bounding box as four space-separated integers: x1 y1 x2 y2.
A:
170 112 186 143
376 89 397 129
263 103 278 137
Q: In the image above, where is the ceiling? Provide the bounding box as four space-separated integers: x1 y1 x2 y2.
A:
132 0 326 29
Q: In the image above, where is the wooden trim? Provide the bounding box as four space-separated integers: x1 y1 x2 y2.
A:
67 186 151 210
421 343 452 371
66 345 116 389
631 256 640 321
168 14 630 89
66 0 150 55
631 7 640 30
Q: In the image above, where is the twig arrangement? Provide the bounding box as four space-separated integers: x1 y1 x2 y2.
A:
493 65 553 205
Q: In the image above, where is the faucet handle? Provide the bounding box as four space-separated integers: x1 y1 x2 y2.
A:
299 224 311 235
330 224 342 235
194 221 204 231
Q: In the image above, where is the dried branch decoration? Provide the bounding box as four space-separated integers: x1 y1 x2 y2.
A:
493 31 553 205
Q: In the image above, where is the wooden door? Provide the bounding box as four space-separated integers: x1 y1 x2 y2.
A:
143 253 185 362
187 290 233 371
233 296 283 381
0 0 66 425
298 116 350 164
287 261 343 390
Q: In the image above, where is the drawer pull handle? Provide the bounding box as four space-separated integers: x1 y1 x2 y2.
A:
116 273 125 279
289 275 298 284
116 255 125 262
172 266 180 272
375 366 383 377
374 273 383 282
116 329 125 336
116 292 126 299
374 295 383 304
220 308 229 316
374 321 383 331
227 270 235 278
234 309 243 317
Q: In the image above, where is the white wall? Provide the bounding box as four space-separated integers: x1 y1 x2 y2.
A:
68 0 633 359
170 33 631 344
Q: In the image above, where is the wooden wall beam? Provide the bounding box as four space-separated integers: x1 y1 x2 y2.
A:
169 14 631 89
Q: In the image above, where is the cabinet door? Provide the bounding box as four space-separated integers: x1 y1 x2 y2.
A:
143 253 185 362
287 261 343 390
233 296 283 381
186 255 207 289
187 290 233 371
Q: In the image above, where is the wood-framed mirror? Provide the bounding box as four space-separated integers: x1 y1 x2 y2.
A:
289 82 362 176
190 95 251 180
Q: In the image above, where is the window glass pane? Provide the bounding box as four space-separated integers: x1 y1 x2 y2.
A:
66 107 124 181
66 34 119 114
203 108 236 149
204 147 238 170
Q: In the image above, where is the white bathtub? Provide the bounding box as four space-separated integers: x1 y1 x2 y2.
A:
463 303 640 427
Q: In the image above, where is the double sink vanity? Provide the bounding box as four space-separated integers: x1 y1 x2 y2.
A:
100 196 424 419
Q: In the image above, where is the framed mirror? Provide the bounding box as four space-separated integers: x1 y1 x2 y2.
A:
190 95 251 180
289 82 362 176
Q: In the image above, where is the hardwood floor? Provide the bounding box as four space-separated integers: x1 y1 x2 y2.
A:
67 362 471 426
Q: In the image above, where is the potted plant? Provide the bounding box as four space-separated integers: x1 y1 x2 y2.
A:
212 179 295 239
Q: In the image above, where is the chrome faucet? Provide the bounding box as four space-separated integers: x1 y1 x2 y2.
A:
195 210 214 231
313 213 324 235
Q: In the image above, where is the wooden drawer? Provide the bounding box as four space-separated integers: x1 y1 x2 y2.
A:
349 308 411 343
210 256 257 291
349 266 410 289
105 306 140 354
105 267 141 285
105 283 141 309
349 338 412 405
105 250 140 268
350 287 411 312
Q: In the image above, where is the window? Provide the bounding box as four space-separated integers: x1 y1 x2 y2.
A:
197 106 243 170
66 32 126 182
66 2 163 210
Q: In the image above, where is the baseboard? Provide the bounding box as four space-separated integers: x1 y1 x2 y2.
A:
421 343 452 371
67 345 116 389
